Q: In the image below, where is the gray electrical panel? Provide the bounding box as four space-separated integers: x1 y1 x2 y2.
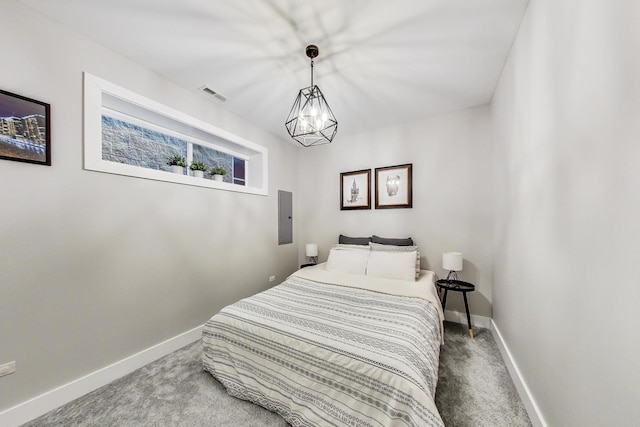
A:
278 190 293 245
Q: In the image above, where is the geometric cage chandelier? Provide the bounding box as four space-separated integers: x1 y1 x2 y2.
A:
285 45 338 147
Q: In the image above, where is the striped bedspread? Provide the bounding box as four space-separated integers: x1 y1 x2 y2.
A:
202 266 444 427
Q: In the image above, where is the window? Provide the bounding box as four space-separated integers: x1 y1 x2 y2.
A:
101 114 245 184
83 73 268 195
233 157 245 186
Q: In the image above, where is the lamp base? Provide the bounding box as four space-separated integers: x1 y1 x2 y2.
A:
445 270 459 281
307 256 317 264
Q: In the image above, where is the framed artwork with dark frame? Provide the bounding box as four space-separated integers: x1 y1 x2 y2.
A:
340 169 371 210
0 89 51 166
375 163 412 209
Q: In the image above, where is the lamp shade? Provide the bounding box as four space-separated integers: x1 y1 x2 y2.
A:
443 252 463 271
305 243 318 257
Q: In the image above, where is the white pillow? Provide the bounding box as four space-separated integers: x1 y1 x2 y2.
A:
326 248 370 275
366 250 417 282
369 242 421 279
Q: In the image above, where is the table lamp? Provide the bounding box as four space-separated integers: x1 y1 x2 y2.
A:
306 243 318 264
442 252 463 280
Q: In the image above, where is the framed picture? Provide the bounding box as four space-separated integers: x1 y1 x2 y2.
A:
0 89 51 166
340 169 371 210
375 163 412 209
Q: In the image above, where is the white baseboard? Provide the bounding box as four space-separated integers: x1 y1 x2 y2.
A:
490 320 547 427
443 309 491 329
0 324 203 427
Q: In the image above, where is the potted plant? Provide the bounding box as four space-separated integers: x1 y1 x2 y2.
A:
167 155 186 174
211 167 227 182
189 161 207 178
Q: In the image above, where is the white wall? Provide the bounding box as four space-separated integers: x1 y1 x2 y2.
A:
0 1 298 412
298 105 495 317
492 0 640 425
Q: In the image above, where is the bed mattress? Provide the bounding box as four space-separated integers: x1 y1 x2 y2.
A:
202 265 444 427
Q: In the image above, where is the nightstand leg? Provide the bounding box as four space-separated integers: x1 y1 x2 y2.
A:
441 290 448 310
462 292 473 338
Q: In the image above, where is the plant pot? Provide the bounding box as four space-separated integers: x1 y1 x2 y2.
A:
193 170 204 178
171 165 184 174
213 174 224 182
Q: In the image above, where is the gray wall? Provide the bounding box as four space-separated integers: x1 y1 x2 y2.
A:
492 0 640 425
297 105 495 318
0 1 298 411
8 0 640 423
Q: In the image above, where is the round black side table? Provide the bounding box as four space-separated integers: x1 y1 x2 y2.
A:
436 279 476 338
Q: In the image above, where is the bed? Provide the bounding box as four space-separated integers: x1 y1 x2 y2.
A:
202 243 445 427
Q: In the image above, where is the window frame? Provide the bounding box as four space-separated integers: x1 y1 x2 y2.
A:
83 72 268 196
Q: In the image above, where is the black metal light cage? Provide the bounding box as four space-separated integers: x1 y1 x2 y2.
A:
285 45 338 147
285 85 338 147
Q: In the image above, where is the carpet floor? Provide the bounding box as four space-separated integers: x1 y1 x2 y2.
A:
23 321 531 426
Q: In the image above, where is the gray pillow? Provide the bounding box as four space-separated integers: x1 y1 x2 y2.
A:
338 234 372 245
371 235 414 246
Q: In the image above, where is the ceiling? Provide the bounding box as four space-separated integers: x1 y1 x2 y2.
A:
20 0 529 144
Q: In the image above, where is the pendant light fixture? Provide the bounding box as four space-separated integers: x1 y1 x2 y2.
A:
285 45 338 147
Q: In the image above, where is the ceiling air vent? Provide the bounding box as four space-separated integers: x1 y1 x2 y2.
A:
199 85 228 103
